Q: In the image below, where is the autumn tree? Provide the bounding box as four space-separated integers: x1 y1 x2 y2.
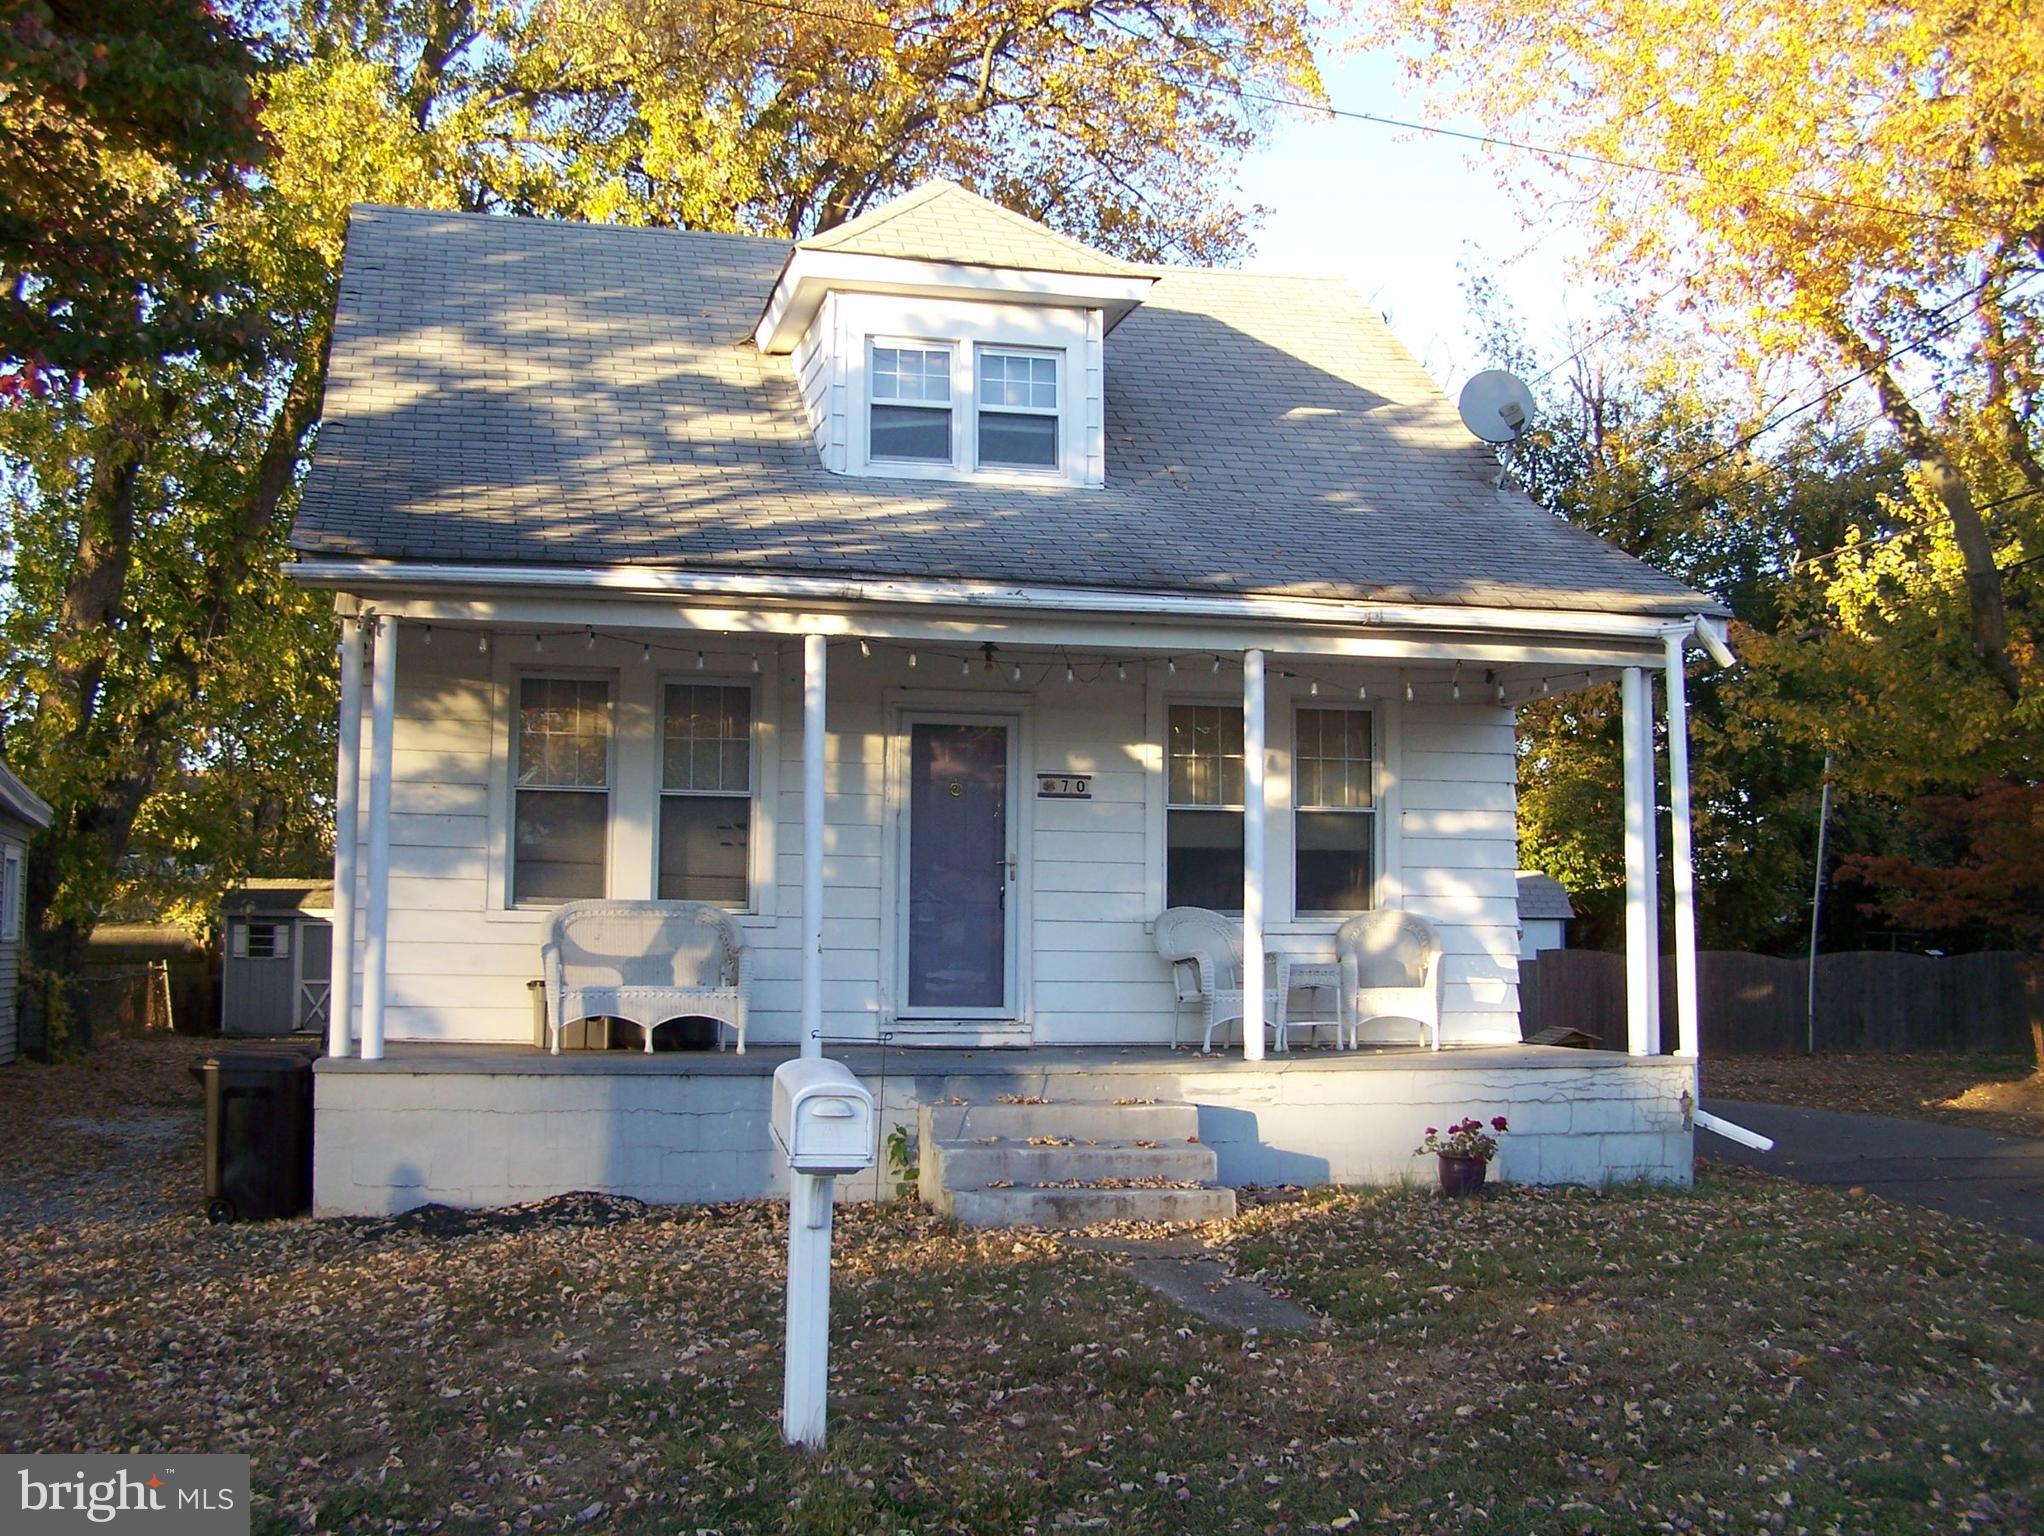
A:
2 0 1333 972
1367 0 2044 700
0 0 267 389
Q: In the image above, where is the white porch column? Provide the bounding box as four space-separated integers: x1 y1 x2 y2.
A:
800 633 826 1059
327 615 364 1058
1619 665 1657 1056
1241 649 1267 1062
360 613 397 1061
1639 669 1662 1054
1664 632 1700 1060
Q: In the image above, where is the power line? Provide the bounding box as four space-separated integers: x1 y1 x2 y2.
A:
1599 274 2033 523
724 0 1983 230
1791 486 2044 578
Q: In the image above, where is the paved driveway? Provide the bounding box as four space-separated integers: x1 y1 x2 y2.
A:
1704 1100 2044 1243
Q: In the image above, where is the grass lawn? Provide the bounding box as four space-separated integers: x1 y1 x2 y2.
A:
0 1037 2039 1535
1705 1052 2044 1138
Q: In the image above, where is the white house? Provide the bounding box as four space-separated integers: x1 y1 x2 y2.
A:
0 760 52 1065
293 182 1721 1218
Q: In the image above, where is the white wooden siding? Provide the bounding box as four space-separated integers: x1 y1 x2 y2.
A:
0 823 24 1064
347 631 1526 1046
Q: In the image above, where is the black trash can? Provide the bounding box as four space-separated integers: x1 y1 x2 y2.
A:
191 1043 320 1223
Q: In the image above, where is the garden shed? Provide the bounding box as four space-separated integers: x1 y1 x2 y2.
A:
221 879 334 1037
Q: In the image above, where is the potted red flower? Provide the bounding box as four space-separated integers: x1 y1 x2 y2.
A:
1416 1115 1509 1196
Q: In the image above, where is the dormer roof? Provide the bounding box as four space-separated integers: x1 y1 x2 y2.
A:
797 180 1141 277
754 181 1155 354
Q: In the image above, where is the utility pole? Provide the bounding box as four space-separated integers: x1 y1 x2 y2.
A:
1805 752 1834 1056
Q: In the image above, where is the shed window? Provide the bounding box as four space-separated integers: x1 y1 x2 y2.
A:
234 920 289 960
513 676 611 903
1166 703 1244 910
1294 707 1376 911
659 683 752 905
869 343 953 462
976 348 1059 469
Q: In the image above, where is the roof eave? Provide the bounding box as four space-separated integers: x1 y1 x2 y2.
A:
0 761 53 830
753 249 1156 354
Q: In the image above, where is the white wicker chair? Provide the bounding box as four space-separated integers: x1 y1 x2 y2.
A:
1154 906 1283 1054
1335 910 1444 1051
541 900 748 1055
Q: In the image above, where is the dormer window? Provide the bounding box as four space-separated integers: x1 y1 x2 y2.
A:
977 349 1059 470
869 343 953 463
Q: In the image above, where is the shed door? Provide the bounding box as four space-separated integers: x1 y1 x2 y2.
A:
902 719 1016 1016
297 921 332 1031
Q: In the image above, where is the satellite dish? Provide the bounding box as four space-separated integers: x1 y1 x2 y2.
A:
1458 369 1536 444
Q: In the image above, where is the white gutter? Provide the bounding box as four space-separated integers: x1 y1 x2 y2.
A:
292 557 1721 644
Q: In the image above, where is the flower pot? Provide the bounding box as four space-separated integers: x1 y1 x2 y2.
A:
1437 1153 1488 1197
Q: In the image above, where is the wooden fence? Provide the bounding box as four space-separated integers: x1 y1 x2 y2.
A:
1518 948 2039 1055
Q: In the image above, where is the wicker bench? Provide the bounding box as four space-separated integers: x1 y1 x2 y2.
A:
540 900 749 1055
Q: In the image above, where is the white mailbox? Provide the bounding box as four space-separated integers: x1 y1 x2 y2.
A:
771 1058 876 1176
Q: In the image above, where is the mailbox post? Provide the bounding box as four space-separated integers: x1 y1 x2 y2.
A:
770 1058 875 1449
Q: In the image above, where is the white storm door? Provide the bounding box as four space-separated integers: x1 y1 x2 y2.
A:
897 715 1020 1018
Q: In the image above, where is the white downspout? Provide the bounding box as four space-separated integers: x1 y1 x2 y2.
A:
801 634 826 1059
328 615 364 1058
360 614 397 1061
1241 649 1267 1062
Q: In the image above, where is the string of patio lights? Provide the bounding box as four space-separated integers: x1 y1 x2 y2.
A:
406 622 1634 707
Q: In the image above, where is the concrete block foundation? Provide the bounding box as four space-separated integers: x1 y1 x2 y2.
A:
313 1043 1697 1216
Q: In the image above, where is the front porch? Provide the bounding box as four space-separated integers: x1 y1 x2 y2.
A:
312 1041 1697 1215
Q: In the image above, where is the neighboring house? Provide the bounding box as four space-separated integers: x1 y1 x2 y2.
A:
293 181 1722 1215
1516 871 1576 959
0 761 53 1065
220 880 334 1036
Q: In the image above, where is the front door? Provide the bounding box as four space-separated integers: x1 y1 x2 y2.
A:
902 718 1016 1016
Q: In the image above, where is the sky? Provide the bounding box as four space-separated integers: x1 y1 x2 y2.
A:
1231 51 1595 399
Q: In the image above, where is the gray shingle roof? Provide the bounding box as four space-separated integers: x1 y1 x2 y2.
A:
1516 871 1575 921
798 180 1140 276
290 202 1721 616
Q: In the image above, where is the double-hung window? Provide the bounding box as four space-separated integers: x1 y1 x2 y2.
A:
868 343 953 462
1166 703 1245 909
513 676 611 904
660 683 753 906
976 348 1059 469
1294 707 1376 911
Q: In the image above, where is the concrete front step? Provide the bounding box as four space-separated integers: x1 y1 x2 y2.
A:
920 1101 1200 1144
938 1183 1238 1228
919 1099 1235 1228
931 1139 1218 1188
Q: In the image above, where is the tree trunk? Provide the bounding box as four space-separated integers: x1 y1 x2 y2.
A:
1853 345 2023 702
24 336 329 985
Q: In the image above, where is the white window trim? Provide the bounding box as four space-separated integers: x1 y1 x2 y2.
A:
1291 702 1382 917
839 293 1096 488
1141 663 1406 932
974 343 1062 473
865 338 956 468
502 668 618 911
1160 693 1248 913
653 672 771 914
0 846 19 945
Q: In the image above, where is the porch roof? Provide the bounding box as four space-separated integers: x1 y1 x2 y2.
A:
292 202 1724 619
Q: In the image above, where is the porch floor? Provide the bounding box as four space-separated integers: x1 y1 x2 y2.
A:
317 1040 1661 1077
